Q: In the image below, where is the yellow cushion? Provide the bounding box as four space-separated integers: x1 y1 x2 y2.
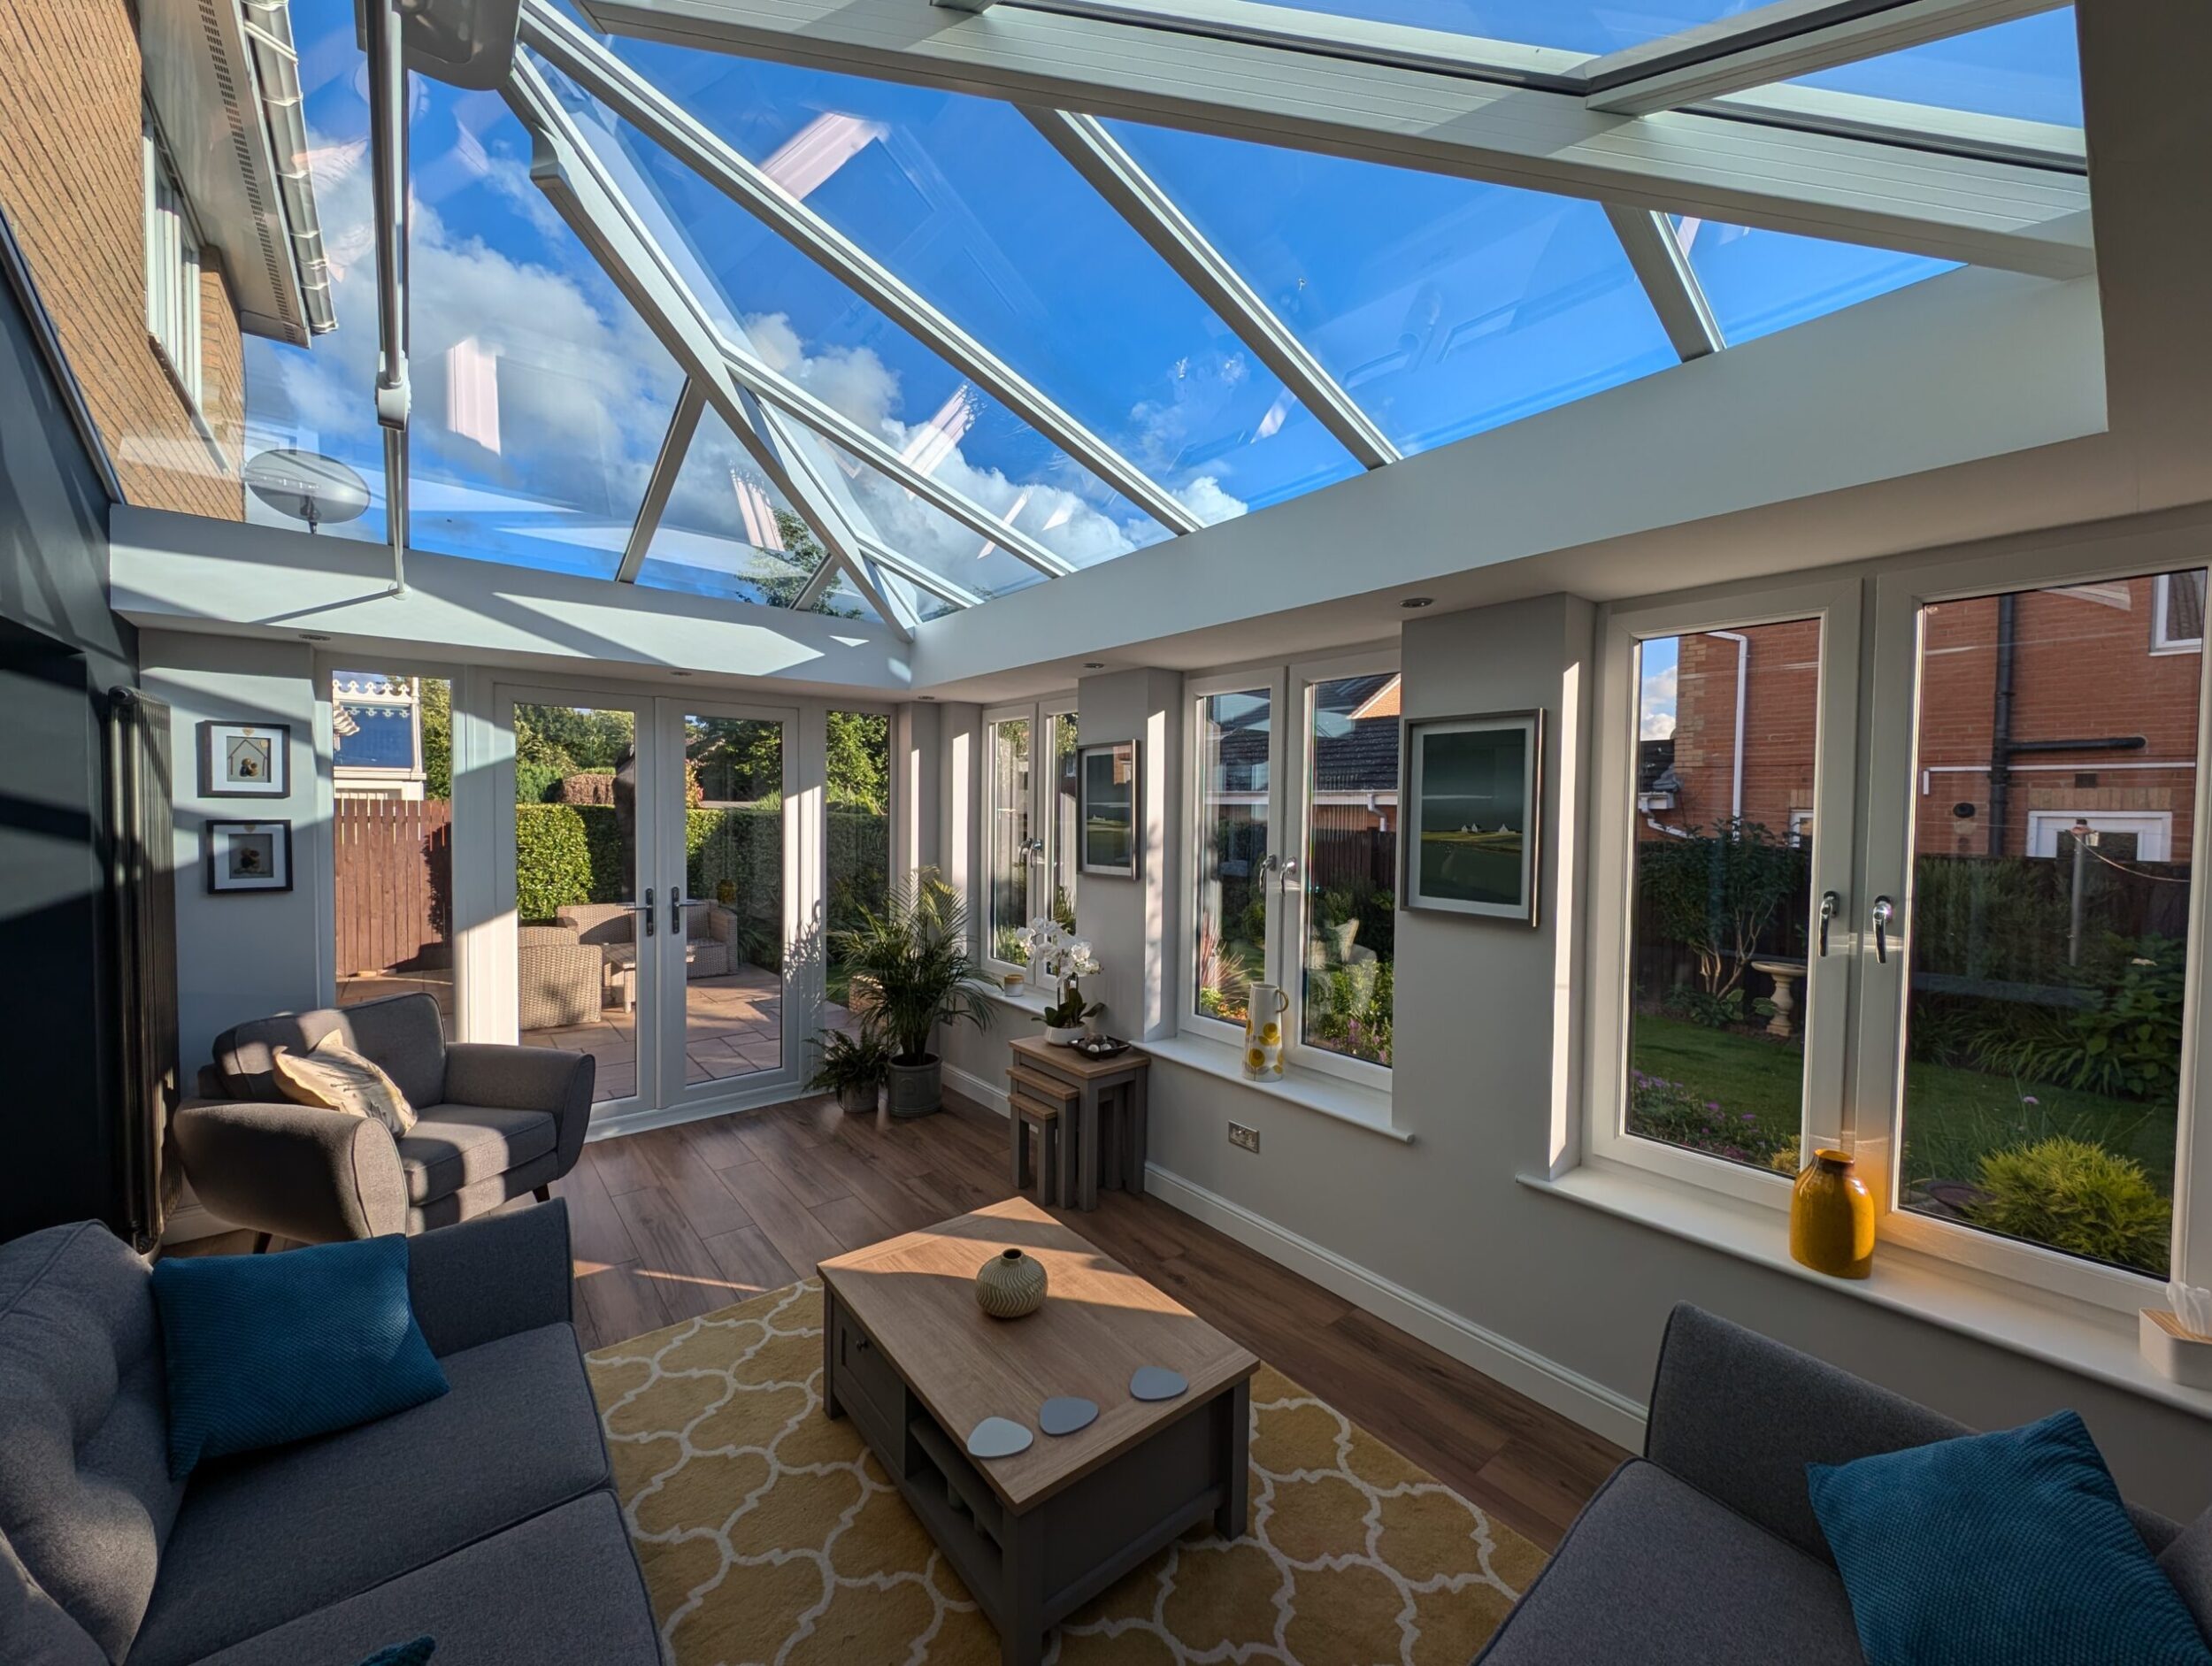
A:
271 1033 418 1135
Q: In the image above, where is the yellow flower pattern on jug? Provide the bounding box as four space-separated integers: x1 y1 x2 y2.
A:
1241 982 1288 1081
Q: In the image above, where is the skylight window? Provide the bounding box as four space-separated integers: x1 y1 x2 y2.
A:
1784 9 2082 127
1669 218 1957 347
1189 1 1762 56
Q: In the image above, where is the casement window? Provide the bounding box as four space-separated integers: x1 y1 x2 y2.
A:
1588 548 2212 1312
1187 652 1401 1086
981 700 1078 974
2153 570 2207 654
142 122 204 416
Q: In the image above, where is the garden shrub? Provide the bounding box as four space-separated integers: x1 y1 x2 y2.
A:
514 805 592 921
1970 1136 2170 1276
1627 1071 1793 1168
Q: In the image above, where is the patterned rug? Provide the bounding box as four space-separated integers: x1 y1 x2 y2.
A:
585 1280 1545 1665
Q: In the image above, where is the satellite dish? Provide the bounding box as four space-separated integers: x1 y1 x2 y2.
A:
244 449 373 534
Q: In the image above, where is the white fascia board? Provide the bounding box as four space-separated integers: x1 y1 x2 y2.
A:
108 506 913 695
578 0 2092 278
910 265 2110 687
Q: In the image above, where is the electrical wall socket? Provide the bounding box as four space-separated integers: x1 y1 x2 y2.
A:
1227 1122 1260 1154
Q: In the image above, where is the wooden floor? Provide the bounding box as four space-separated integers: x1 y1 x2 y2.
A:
554 1091 1626 1551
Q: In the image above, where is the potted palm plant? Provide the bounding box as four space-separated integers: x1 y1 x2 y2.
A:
833 870 995 1118
806 1025 891 1116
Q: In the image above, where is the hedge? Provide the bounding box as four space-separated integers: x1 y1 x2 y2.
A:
514 802 889 973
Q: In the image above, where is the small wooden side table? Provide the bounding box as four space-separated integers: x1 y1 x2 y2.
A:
1007 1035 1149 1210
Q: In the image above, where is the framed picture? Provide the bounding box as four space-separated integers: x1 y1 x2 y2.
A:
1402 711 1544 924
205 820 293 894
1078 739 1141 879
198 720 290 797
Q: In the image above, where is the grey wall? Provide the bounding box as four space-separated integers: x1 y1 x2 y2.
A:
139 631 326 1083
933 593 2212 1522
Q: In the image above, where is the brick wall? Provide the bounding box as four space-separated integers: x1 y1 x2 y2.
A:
0 0 243 518
1657 580 2202 861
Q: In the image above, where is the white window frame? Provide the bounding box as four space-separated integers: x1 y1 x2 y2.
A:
1585 577 1863 1210
2153 570 2206 655
1183 648 1401 1092
2024 810 2173 862
142 119 205 419
979 695 1078 980
1585 531 2212 1318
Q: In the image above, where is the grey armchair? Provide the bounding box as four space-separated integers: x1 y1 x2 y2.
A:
174 992 595 1244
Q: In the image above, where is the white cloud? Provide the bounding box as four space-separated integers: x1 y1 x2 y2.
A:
1640 663 1678 741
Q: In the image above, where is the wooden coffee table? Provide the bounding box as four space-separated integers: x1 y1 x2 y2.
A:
818 1197 1260 1666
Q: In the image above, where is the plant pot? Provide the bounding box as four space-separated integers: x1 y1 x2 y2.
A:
836 1080 879 1116
1044 1024 1085 1047
885 1055 942 1119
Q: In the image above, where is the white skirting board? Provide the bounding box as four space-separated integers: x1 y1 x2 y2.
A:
1140 1164 1650 1454
944 1062 1010 1116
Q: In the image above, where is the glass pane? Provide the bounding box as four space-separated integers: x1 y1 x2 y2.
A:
1625 623 1821 1173
683 717 786 1083
1048 712 1079 933
1671 218 1955 347
826 710 891 1023
1788 10 2081 127
1897 573 2200 1278
514 702 639 1103
1210 1 1756 55
604 36 1360 516
1109 122 1676 458
1301 675 1398 1067
987 718 1033 964
1194 689 1271 1026
334 673 452 1017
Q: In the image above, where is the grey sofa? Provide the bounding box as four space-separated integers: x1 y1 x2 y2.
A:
0 1202 660 1665
1477 1303 2212 1663
175 993 594 1244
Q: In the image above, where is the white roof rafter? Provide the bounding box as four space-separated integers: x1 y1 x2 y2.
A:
518 0 1201 535
1022 107 1399 470
573 0 2092 278
618 375 706 580
1603 204 1724 361
506 61 913 633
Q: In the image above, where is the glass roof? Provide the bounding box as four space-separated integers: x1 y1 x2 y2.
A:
1786 10 2081 127
202 0 2070 626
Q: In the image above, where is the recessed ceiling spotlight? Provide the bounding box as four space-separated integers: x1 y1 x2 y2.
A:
1082 661 1107 671
299 632 332 641
1400 596 1434 610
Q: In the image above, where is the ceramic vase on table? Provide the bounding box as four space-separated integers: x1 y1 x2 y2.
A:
1790 1148 1875 1278
975 1248 1048 1318
1241 983 1289 1081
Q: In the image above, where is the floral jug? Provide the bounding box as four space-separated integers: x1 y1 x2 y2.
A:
1242 983 1288 1081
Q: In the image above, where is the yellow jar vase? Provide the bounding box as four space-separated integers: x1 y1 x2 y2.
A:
1790 1149 1875 1279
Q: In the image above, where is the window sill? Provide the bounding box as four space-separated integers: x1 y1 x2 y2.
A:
983 984 1052 1018
1141 1033 1412 1144
1523 1163 2212 1421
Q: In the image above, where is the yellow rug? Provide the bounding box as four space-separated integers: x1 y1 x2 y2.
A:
586 1280 1544 1665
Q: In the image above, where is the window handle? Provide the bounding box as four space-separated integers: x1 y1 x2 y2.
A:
670 887 684 935
641 887 656 938
1870 895 1895 964
1817 891 1841 956
1278 857 1301 892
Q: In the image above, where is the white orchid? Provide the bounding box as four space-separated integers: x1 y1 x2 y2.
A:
1060 939 1102 980
1013 916 1064 959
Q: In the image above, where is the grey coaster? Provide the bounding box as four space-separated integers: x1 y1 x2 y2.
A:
1040 1396 1099 1436
966 1416 1033 1459
1129 1367 1187 1402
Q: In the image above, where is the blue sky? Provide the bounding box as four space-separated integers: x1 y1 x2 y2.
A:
238 1 2077 603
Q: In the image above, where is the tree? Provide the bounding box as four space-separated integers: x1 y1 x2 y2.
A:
747 510 865 618
827 710 888 810
1640 818 1802 1003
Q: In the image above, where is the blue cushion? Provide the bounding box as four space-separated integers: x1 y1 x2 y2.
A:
1809 1409 2212 1665
152 1236 449 1480
357 1640 435 1666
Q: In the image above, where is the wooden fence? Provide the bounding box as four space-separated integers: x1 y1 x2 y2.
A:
334 797 452 977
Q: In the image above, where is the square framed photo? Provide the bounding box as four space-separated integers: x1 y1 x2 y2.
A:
1402 710 1543 924
1078 739 1141 879
205 820 293 894
198 720 290 798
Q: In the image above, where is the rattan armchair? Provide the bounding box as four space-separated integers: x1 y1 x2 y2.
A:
517 924 602 1030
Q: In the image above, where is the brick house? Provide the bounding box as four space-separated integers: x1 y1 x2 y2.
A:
0 0 332 518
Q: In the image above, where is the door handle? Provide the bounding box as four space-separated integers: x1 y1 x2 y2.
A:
669 887 684 935
641 887 655 938
1870 895 1895 964
1817 891 1841 956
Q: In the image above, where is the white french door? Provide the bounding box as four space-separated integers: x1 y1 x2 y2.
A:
491 682 803 1117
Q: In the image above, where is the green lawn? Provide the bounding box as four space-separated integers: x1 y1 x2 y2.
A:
1629 1014 2176 1191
